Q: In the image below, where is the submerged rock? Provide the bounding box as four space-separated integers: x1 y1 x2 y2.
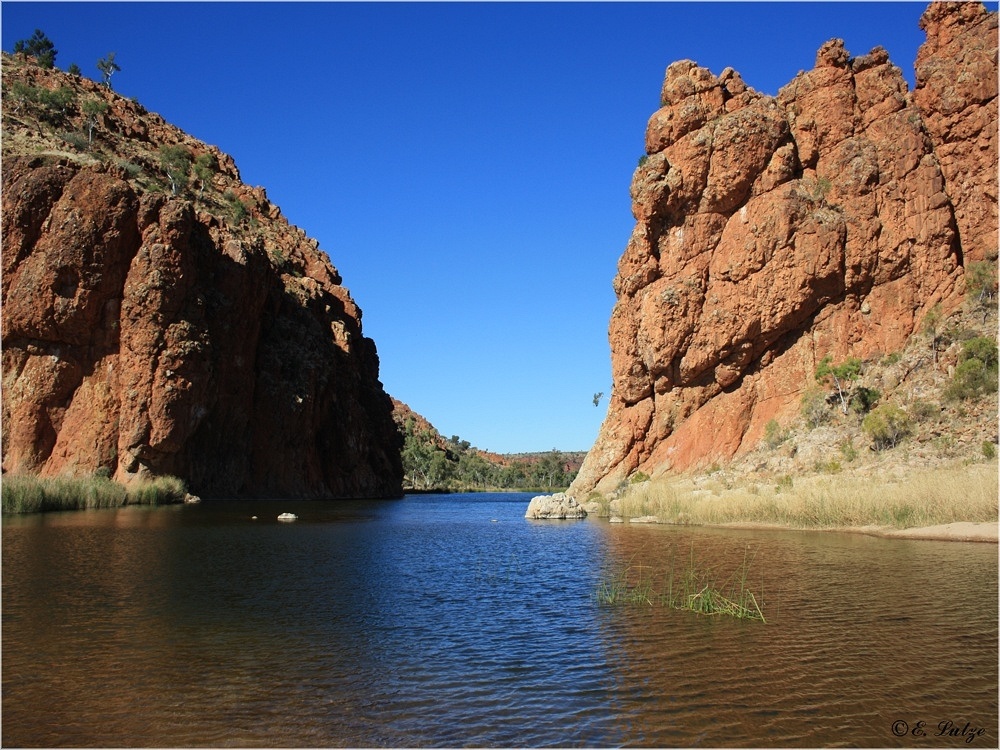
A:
524 492 588 520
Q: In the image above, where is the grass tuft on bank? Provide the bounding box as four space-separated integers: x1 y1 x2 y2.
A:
607 462 997 530
2 473 187 514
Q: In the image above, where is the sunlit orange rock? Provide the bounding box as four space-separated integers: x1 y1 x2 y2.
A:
570 2 997 497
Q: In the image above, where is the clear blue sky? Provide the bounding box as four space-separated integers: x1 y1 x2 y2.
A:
4 2 943 453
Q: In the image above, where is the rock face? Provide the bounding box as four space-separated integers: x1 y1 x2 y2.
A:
570 2 997 497
913 2 998 265
1 54 403 498
524 493 588 520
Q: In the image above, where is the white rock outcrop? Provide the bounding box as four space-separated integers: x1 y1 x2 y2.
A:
524 492 588 520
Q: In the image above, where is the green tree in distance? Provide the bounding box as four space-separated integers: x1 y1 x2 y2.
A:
96 52 121 89
815 355 861 415
965 261 998 324
397 415 577 491
82 98 108 146
945 336 999 401
193 153 216 198
159 144 192 196
531 449 567 488
427 451 453 488
17 84 76 126
961 336 998 369
850 386 880 416
800 387 829 428
862 403 911 450
13 29 57 68
921 303 945 364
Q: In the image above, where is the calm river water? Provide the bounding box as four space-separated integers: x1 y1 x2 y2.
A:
3 492 997 747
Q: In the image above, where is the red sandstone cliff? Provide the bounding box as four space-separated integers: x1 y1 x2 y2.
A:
1 53 403 498
570 2 997 497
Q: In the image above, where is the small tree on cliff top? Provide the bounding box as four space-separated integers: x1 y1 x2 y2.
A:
13 29 57 68
96 52 121 89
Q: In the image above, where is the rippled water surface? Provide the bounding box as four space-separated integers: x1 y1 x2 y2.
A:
3 493 997 747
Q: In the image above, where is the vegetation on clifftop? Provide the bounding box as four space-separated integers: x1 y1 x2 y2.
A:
1 50 266 252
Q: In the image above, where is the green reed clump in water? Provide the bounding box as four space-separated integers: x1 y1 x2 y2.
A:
595 543 766 622
2 473 187 514
595 563 658 606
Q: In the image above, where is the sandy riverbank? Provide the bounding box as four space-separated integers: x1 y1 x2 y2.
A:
749 520 997 542
862 521 998 542
624 518 999 543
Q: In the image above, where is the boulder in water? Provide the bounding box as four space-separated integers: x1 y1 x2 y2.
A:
524 492 588 520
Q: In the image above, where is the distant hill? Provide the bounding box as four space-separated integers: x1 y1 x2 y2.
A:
391 398 585 492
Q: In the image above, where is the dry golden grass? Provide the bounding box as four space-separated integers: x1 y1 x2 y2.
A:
613 461 998 530
2 473 188 514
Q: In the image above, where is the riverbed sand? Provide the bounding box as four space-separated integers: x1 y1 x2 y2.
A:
866 521 998 543
704 520 998 542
